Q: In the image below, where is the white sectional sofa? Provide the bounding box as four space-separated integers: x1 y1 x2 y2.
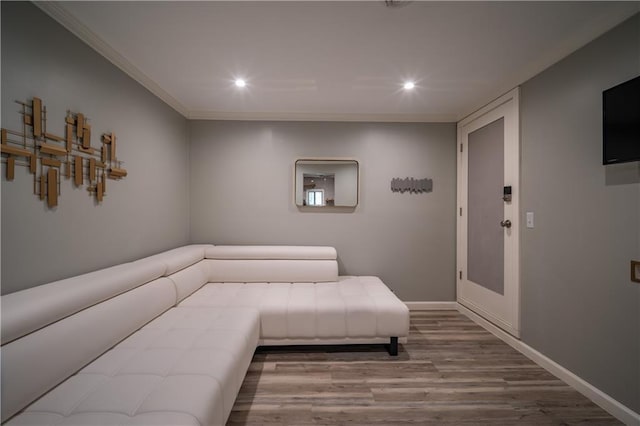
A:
1 245 409 425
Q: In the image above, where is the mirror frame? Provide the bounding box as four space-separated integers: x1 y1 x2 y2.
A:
294 158 359 210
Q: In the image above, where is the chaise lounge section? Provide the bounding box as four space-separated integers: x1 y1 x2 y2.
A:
1 245 409 425
180 246 408 354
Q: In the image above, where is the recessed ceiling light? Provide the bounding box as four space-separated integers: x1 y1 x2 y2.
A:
403 81 415 90
235 79 246 88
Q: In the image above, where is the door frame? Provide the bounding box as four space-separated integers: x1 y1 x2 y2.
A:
456 88 521 338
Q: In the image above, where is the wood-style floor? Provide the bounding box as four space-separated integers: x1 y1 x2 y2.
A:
228 310 620 425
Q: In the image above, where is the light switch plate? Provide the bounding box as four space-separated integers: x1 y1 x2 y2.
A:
526 212 534 228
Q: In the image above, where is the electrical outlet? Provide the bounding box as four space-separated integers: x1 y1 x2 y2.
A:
526 212 534 228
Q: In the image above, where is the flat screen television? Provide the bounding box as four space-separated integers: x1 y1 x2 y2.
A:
603 75 640 165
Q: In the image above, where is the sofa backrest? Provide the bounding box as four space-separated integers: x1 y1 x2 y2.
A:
0 244 337 421
205 246 338 283
135 244 212 303
134 244 212 276
0 245 210 423
166 259 210 303
0 278 177 423
1 261 165 346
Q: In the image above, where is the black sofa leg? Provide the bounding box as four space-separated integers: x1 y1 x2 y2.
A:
388 336 398 356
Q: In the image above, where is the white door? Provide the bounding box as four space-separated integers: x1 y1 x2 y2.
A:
457 88 520 337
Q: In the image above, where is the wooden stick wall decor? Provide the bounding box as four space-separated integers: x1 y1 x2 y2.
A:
1 97 127 208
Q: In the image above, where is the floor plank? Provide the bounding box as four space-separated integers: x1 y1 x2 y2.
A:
228 310 621 425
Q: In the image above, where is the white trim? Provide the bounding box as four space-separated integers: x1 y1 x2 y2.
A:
35 2 457 124
187 110 457 123
458 88 518 128
456 87 521 338
456 7 638 122
405 301 457 311
458 297 519 337
457 303 640 426
35 2 189 118
33 2 637 125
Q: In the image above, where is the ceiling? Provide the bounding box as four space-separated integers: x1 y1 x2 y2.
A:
40 1 639 122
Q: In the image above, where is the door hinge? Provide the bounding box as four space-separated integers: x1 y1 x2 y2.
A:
460 143 463 153
459 207 462 216
459 270 462 280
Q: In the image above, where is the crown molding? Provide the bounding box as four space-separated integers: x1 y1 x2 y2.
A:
34 1 189 118
457 6 640 121
187 110 457 123
33 1 453 124
37 2 637 125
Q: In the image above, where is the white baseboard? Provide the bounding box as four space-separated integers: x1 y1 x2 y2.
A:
405 301 457 311
457 303 640 426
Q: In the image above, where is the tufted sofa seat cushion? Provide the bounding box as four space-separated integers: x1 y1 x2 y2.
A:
1 278 177 423
2 245 408 425
179 276 409 343
7 306 260 426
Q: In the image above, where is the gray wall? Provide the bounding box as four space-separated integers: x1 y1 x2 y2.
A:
1 2 190 294
189 121 457 301
520 14 639 412
4 0 636 414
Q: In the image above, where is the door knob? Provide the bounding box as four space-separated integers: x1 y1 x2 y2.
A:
500 219 512 228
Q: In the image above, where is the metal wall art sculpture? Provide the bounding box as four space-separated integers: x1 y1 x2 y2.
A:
1 97 127 208
390 177 433 193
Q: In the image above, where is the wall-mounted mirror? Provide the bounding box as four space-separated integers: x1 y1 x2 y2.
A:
295 159 359 208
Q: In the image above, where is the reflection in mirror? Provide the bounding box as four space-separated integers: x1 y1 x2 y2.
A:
295 160 359 208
